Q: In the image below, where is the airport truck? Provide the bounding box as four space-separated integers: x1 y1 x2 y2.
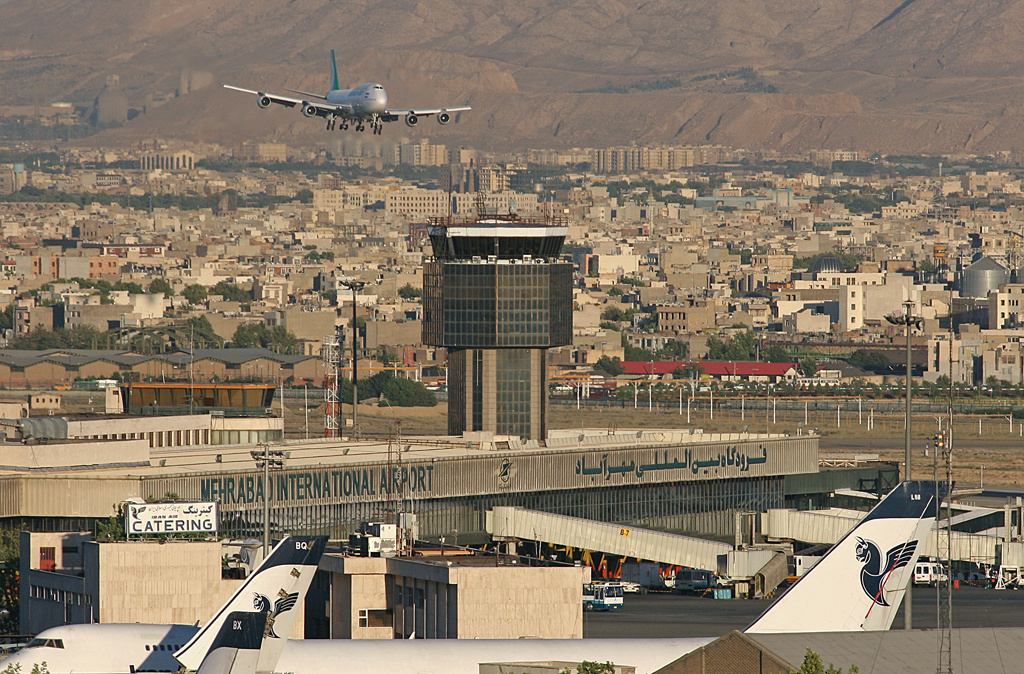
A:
620 562 666 592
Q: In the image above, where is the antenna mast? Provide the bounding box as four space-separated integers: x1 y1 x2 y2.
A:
321 333 342 438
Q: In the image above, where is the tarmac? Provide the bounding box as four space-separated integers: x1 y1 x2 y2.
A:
583 587 1024 638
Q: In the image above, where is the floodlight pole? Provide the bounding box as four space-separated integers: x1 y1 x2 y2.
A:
886 299 921 630
252 442 285 558
341 280 366 437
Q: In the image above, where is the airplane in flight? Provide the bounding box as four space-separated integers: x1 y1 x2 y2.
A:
0 482 942 674
223 50 471 135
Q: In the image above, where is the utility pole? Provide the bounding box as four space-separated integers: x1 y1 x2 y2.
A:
886 299 922 629
251 442 285 558
341 280 366 436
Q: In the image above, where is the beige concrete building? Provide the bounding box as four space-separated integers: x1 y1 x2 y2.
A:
20 533 245 634
318 554 590 640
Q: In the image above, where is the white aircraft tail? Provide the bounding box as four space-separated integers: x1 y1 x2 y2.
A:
195 611 267 674
175 536 328 673
745 480 946 634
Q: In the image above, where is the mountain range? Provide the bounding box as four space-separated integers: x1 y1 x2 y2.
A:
1 0 1023 153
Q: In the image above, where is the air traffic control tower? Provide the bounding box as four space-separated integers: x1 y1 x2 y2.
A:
423 216 572 440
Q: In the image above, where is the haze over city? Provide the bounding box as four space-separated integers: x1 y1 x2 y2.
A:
2 2 1024 674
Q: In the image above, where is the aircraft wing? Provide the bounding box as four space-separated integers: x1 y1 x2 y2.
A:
222 84 303 109
223 84 354 117
386 105 472 118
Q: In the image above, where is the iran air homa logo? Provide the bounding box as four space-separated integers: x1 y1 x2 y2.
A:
496 458 516 489
253 592 299 637
854 537 917 606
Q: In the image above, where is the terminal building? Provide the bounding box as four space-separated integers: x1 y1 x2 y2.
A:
0 426 895 543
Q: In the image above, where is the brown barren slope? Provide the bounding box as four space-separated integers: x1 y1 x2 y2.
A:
2 0 1024 152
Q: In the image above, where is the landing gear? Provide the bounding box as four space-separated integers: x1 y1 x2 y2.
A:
355 123 365 132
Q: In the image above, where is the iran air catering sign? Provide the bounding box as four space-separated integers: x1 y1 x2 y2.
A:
127 502 218 535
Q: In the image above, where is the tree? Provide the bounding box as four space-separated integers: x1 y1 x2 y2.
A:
113 281 144 295
9 325 106 350
231 323 299 354
211 281 252 303
380 376 438 407
182 284 208 305
147 278 174 297
0 304 13 330
764 345 790 362
799 357 819 377
601 306 634 323
848 349 890 372
560 662 616 674
398 284 422 300
595 355 625 375
0 530 18 634
607 287 624 297
788 648 858 674
707 330 757 360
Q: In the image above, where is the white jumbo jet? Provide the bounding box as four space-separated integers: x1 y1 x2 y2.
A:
223 49 471 135
0 481 942 674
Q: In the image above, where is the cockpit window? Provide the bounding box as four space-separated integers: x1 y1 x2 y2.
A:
25 638 63 649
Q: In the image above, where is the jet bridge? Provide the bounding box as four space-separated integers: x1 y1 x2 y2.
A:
486 506 732 571
761 506 1004 565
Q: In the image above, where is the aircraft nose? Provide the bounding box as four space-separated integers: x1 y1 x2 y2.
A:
374 90 387 112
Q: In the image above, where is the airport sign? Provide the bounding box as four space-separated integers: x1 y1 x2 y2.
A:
126 501 218 535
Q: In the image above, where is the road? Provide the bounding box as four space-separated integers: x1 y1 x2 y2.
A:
583 587 1024 638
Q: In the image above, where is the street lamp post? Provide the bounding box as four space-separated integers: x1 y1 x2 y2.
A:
885 299 922 631
341 280 366 436
251 442 285 558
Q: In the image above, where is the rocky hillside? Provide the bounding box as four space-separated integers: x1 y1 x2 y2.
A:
1 0 1023 152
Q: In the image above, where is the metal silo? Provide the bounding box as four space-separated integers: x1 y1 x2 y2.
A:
962 256 1008 298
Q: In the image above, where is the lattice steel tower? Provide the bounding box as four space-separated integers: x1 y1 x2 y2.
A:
321 334 342 438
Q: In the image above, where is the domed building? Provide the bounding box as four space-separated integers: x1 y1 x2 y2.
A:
809 254 844 277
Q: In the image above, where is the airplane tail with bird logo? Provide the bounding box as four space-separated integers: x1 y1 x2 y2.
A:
175 536 328 674
746 481 946 633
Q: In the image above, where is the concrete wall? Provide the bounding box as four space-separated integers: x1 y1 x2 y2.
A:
91 540 243 625
326 557 393 639
450 565 588 639
320 554 588 640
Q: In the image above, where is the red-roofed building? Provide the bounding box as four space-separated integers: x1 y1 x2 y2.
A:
621 361 798 384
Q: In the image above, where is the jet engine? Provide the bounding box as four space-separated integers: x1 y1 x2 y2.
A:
302 103 318 118
405 114 419 127
257 95 272 109
437 112 451 125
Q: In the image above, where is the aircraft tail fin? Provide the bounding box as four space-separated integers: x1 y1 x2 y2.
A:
175 536 328 673
745 480 946 634
330 49 340 91
195 611 267 674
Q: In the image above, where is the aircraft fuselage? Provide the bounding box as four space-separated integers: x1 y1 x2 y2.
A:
324 83 387 116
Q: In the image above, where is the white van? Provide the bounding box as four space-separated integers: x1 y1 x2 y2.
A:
914 562 948 586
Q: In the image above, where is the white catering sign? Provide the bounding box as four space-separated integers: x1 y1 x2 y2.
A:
126 502 219 534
